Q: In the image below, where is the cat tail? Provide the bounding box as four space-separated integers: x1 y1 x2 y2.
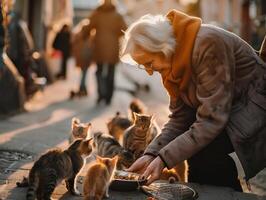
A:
26 172 39 200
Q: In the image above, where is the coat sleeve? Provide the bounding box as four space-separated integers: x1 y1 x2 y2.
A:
157 38 235 168
144 99 196 157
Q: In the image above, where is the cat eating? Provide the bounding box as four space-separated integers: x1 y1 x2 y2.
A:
93 132 134 170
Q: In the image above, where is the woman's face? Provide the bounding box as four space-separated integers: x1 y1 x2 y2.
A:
131 47 172 75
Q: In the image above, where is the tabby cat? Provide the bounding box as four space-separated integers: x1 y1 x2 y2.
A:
93 132 134 169
26 138 93 200
107 112 131 144
123 112 160 160
83 156 118 200
69 117 91 144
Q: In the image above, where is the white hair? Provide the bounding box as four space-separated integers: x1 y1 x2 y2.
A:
121 14 176 58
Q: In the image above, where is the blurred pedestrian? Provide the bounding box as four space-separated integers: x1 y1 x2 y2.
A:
71 19 94 98
121 10 266 191
86 0 127 105
0 3 26 115
53 24 71 80
6 9 41 97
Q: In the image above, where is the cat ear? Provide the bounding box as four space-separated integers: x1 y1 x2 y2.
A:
85 137 93 146
86 123 92 132
86 122 92 127
72 117 80 124
72 117 80 129
96 155 103 162
112 155 119 163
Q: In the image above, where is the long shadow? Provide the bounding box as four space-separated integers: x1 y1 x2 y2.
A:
0 96 97 133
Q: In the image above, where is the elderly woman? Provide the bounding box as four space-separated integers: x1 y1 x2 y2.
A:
121 10 266 191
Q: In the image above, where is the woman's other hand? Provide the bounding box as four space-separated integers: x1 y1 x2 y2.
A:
126 155 155 174
141 156 165 185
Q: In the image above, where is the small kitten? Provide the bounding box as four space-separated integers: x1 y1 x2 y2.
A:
107 112 131 144
160 161 188 183
26 138 93 200
93 132 134 170
69 117 91 144
128 98 147 121
160 168 181 184
83 155 118 200
123 112 160 160
173 161 188 182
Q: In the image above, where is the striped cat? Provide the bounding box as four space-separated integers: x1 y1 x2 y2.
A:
69 117 91 144
83 156 118 200
123 112 160 160
93 132 134 170
26 138 93 200
107 112 131 145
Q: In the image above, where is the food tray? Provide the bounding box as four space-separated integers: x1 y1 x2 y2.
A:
110 170 147 191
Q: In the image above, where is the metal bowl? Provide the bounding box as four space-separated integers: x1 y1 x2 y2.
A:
110 170 147 191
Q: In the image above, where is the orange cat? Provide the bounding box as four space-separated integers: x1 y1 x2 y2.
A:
160 161 188 183
83 156 118 200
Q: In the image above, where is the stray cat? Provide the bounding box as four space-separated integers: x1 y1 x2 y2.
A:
160 161 188 183
83 155 118 200
93 132 134 170
107 112 131 144
128 98 147 121
26 138 93 200
123 112 160 160
160 168 181 183
69 117 91 144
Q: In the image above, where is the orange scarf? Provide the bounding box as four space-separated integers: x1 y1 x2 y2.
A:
161 10 201 100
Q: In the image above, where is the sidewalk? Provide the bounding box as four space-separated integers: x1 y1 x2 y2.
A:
0 62 265 200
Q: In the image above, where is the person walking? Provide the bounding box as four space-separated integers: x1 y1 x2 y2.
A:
71 19 94 98
121 10 266 191
85 0 127 105
53 24 71 80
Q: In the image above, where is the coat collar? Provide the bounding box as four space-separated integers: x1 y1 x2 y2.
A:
161 10 201 100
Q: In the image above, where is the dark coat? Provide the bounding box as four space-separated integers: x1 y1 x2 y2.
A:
53 26 71 58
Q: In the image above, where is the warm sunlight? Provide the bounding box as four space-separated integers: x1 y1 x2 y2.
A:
1 0 265 199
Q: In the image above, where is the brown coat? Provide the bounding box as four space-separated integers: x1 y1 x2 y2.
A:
144 24 266 180
71 21 94 69
87 4 127 64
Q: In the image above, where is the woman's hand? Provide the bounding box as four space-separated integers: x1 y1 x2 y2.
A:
141 156 165 185
126 155 155 174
